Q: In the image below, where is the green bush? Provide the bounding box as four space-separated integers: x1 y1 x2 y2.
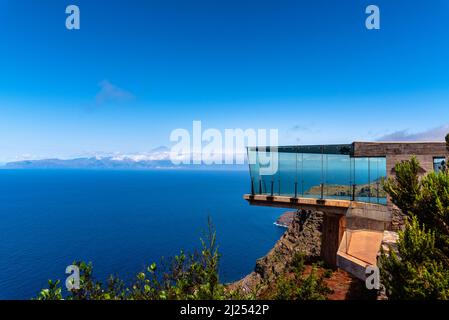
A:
381 155 449 299
270 251 332 300
379 216 449 299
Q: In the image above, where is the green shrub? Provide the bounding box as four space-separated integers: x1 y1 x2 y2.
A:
270 252 332 300
381 155 449 299
379 216 449 299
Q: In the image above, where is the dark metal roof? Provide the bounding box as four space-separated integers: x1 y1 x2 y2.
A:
247 144 353 155
248 141 448 157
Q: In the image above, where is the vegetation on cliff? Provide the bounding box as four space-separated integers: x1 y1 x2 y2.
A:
263 252 333 300
35 217 333 300
380 156 449 299
230 210 372 300
37 219 243 300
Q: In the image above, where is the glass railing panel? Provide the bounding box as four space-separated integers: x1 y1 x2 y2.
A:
302 153 323 199
279 152 297 196
248 146 387 205
369 157 387 204
297 153 305 196
323 153 352 201
247 148 260 195
259 152 273 195
354 157 370 202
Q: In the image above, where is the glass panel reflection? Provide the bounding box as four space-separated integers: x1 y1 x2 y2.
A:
247 145 387 205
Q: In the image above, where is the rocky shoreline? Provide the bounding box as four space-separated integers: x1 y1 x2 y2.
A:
273 211 296 228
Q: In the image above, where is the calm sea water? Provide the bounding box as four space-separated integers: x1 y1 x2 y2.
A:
0 170 285 299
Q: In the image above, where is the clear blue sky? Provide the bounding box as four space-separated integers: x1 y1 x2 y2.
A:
1 0 449 161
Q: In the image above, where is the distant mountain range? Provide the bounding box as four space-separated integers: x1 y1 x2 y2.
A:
1 147 248 170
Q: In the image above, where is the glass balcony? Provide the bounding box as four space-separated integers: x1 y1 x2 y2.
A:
247 145 387 205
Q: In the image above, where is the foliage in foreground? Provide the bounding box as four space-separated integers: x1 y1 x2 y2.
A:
36 220 332 300
37 219 237 300
379 216 449 299
381 155 449 299
268 252 333 300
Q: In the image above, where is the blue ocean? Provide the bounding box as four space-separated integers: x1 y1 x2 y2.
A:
0 169 285 299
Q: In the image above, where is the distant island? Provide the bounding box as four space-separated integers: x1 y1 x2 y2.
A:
0 146 251 170
0 157 248 170
274 211 297 228
2 157 181 170
305 182 387 198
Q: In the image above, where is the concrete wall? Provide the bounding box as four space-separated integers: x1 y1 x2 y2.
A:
353 141 447 158
346 202 391 231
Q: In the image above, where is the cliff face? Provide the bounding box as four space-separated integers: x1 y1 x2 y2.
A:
232 210 322 292
231 210 371 299
256 210 323 279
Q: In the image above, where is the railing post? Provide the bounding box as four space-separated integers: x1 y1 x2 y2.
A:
368 158 371 203
251 178 255 195
270 180 274 197
294 181 298 198
320 183 324 199
376 181 380 204
352 184 356 201
259 179 262 194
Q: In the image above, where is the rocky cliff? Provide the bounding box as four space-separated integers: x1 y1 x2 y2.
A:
231 210 323 291
231 210 372 299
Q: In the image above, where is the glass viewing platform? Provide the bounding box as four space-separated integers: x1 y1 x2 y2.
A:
247 144 387 205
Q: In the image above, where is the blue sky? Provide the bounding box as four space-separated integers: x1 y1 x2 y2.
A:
1 0 449 162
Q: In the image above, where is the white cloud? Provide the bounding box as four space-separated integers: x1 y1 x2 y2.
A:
377 123 449 141
95 80 134 105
